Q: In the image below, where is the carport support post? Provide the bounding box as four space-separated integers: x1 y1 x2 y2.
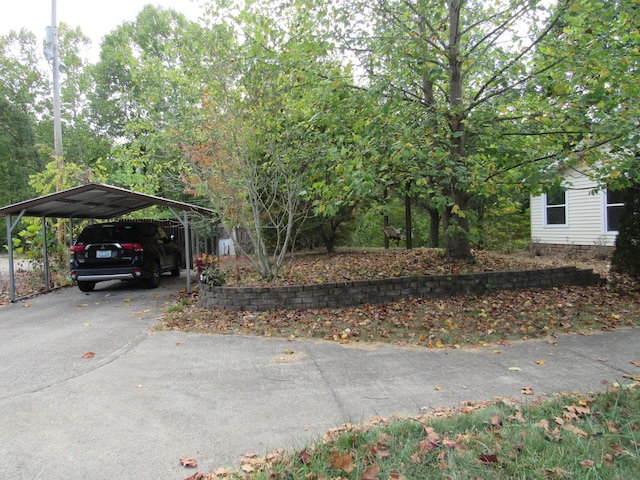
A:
6 211 26 302
168 207 192 294
184 211 191 292
41 217 50 292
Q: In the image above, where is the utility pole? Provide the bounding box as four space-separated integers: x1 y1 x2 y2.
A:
46 0 66 251
51 0 63 185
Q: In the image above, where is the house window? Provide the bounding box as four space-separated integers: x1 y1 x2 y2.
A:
545 190 567 225
605 189 625 232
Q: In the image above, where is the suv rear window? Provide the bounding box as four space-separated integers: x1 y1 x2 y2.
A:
76 223 154 244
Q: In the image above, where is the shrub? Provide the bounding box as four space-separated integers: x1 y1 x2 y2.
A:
611 185 640 281
194 253 226 286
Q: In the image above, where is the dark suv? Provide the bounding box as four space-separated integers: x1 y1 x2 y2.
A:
70 221 181 292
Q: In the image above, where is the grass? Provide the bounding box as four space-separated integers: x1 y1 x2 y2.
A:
188 384 640 479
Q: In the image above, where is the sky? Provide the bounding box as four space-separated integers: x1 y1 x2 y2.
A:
0 0 205 59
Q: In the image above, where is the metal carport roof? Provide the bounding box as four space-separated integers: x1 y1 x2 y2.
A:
0 183 214 219
1 183 215 302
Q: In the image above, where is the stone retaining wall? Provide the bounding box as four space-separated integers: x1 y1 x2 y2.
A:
198 266 605 312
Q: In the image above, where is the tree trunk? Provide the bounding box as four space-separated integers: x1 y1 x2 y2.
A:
444 0 472 261
428 207 440 248
443 188 472 260
383 187 390 249
404 184 412 249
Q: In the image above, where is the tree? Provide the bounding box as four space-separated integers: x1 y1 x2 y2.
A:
89 5 208 197
181 6 320 279
316 0 639 260
0 30 49 244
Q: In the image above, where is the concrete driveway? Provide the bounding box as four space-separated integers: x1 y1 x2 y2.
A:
1 275 639 479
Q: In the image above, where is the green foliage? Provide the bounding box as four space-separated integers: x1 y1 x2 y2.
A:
0 97 39 245
3 0 638 274
90 5 210 196
611 184 640 281
29 158 107 196
10 219 70 291
195 253 226 286
349 200 417 248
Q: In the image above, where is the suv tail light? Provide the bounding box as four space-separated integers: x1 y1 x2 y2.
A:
70 244 85 253
121 243 144 252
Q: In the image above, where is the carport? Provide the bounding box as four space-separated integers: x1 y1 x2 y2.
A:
0 183 215 302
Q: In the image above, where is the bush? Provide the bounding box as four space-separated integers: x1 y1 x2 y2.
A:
611 185 640 281
194 253 226 286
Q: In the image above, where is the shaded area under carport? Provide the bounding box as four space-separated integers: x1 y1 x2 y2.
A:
0 183 215 302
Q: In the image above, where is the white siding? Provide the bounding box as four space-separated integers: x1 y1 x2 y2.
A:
531 167 617 247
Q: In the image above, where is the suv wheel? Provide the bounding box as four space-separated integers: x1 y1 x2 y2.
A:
145 260 161 289
77 281 96 292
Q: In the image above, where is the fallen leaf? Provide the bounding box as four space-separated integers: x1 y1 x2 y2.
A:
521 386 534 395
329 450 354 473
180 457 198 468
563 424 589 438
371 442 391 459
284 348 294 355
418 438 439 454
184 473 204 480
176 342 183 347
580 459 596 468
82 351 95 358
622 373 640 382
543 467 573 478
598 358 607 362
536 419 550 432
508 367 521 372
298 448 313 465
479 453 499 464
362 463 380 480
630 360 640 367
77 303 88 307
442 436 463 451
536 360 545 365
611 442 626 457
388 470 407 480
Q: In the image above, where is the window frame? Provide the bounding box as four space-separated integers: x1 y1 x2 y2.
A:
604 188 625 233
544 190 568 227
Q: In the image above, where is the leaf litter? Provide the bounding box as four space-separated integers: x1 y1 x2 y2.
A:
159 250 639 347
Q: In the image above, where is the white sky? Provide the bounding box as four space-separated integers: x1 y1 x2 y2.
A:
0 0 206 59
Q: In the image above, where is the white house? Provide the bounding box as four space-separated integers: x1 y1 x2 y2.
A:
530 165 624 250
